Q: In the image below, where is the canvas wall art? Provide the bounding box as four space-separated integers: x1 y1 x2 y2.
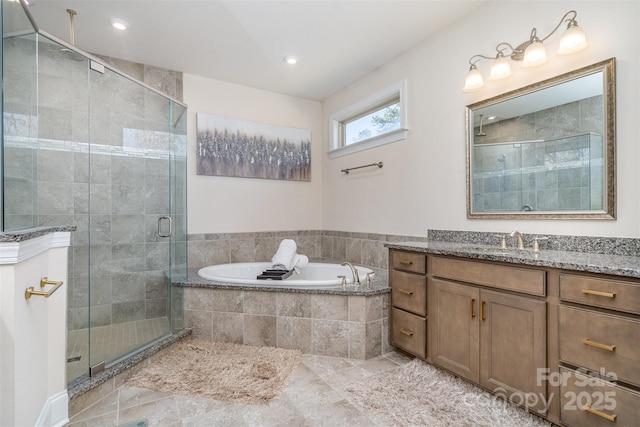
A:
196 113 311 181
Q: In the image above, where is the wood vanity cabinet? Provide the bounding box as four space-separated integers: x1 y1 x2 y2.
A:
388 249 640 426
429 256 547 414
389 250 427 359
557 273 640 427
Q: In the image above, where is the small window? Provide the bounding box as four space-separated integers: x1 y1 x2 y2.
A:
329 79 407 158
344 98 400 145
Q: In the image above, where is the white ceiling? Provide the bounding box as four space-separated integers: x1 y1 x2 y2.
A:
27 0 484 101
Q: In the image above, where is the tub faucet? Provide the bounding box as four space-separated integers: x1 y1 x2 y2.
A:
341 262 360 284
510 230 525 250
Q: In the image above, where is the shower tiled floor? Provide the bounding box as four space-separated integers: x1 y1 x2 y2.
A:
67 317 170 383
66 351 412 426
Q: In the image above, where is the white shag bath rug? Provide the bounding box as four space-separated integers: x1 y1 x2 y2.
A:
345 358 554 427
126 340 301 404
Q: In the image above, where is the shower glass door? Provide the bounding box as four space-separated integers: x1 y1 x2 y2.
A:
82 65 176 373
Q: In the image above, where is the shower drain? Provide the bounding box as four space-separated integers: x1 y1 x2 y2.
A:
117 420 148 427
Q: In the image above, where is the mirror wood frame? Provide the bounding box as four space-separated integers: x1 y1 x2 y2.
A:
466 58 616 220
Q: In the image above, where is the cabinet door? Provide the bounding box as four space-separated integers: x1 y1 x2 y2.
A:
431 278 479 383
480 289 547 414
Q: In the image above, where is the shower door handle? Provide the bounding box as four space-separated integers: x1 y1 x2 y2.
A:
158 216 173 238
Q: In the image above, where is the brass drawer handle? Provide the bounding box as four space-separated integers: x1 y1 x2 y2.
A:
582 405 617 422
399 328 414 337
398 289 414 296
480 300 486 321
582 338 616 352
470 298 476 318
399 260 414 266
25 277 64 300
582 289 616 298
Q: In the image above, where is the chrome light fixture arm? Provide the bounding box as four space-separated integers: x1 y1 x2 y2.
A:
539 10 579 43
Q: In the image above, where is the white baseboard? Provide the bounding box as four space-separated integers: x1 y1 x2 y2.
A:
35 390 69 427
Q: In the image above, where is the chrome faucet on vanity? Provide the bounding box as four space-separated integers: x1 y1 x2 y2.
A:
341 262 360 284
510 230 525 250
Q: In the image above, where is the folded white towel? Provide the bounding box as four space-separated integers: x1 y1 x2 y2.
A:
293 254 309 269
271 239 297 270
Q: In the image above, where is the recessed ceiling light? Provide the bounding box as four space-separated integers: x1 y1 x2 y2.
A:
112 20 128 31
283 55 298 65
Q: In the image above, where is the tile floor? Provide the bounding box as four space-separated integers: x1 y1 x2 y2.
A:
66 351 412 427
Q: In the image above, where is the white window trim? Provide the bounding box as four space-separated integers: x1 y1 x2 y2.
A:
328 79 408 159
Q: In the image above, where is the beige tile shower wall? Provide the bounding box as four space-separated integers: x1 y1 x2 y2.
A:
93 55 183 102
184 288 390 359
187 230 427 270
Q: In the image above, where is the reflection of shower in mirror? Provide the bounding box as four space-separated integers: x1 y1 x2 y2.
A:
476 114 487 136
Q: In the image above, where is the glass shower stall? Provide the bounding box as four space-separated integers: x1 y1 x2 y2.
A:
1 0 187 385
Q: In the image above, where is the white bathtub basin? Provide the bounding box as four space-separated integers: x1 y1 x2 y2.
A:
197 262 374 287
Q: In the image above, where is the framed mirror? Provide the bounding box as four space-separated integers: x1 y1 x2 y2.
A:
466 58 616 219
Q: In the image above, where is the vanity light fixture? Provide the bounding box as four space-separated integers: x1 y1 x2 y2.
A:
463 10 588 92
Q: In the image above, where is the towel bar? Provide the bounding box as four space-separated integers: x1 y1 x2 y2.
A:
341 162 383 174
25 277 64 300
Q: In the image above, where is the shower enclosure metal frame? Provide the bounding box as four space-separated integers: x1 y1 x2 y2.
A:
1 0 187 386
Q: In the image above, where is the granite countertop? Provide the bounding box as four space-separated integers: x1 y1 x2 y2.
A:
0 226 76 242
385 240 640 279
175 267 391 296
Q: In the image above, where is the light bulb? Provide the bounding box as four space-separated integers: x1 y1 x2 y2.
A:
558 24 587 55
283 56 298 65
489 56 512 80
522 40 548 68
463 67 484 92
112 20 128 30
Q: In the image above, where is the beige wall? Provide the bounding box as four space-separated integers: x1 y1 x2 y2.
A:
0 234 70 427
184 74 323 234
184 1 639 239
322 1 639 238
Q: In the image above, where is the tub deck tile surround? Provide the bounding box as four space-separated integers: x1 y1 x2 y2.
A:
177 268 390 360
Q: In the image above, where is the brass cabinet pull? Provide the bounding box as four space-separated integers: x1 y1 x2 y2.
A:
470 298 476 318
582 405 617 422
399 260 413 266
582 289 616 298
25 277 64 300
399 328 414 337
581 338 616 352
480 300 486 321
398 289 414 296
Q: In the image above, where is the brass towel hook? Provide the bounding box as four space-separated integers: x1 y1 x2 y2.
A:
25 277 64 300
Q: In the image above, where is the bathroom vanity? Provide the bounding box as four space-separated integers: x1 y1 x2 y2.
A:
386 241 640 427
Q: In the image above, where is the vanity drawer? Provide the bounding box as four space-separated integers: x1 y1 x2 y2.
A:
560 273 640 315
391 269 427 316
431 256 546 296
391 308 426 359
390 250 426 275
559 306 640 386
560 367 640 427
